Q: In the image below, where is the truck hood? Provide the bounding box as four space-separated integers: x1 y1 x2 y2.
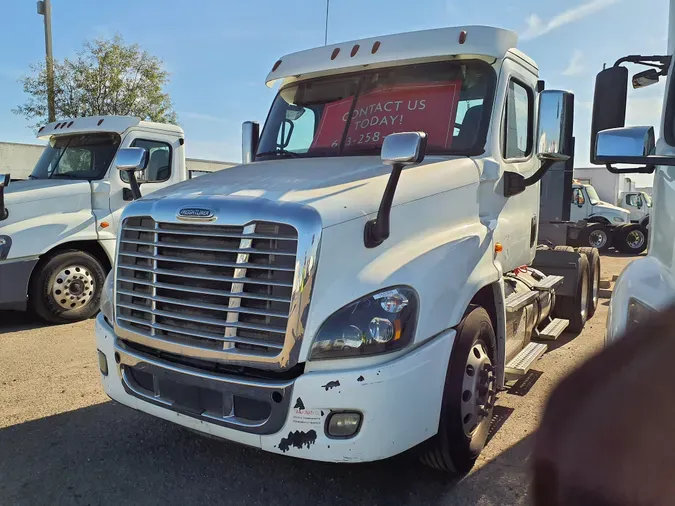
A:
145 156 479 228
4 179 92 205
592 202 631 219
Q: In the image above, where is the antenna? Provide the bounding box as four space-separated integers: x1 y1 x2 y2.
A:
324 0 330 46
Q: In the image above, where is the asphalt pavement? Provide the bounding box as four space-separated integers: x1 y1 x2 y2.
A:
0 253 637 505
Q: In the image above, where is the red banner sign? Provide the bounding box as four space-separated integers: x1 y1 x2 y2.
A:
311 81 461 151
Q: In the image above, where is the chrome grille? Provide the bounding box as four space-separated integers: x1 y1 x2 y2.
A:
116 217 298 358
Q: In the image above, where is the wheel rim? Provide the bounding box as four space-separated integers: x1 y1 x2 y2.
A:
626 230 645 250
461 340 496 437
588 230 607 249
580 267 589 322
51 265 96 310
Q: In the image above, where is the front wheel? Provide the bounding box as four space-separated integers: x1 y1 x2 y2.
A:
29 250 106 324
420 306 497 474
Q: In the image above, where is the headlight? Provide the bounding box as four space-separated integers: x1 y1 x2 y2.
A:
100 271 114 322
613 216 626 223
626 297 657 332
0 235 11 260
310 287 418 360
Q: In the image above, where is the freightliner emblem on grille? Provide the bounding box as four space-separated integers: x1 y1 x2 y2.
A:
176 207 216 221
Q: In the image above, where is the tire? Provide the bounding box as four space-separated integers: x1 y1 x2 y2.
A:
553 255 590 333
29 250 106 324
615 224 648 255
578 223 612 252
576 247 601 319
554 246 575 253
420 306 497 474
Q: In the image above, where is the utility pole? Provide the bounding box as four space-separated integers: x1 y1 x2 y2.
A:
37 0 56 122
324 0 330 46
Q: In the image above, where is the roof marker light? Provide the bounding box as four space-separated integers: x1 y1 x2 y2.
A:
97 119 104 126
55 122 61 128
272 59 282 72
371 41 381 54
459 30 467 44
350 44 360 57
331 48 340 60
67 121 74 128
38 126 45 133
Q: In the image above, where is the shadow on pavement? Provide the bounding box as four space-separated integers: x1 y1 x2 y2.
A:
0 311 47 333
0 401 533 505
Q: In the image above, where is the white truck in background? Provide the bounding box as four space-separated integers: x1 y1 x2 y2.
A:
0 116 229 323
574 167 653 225
94 26 598 474
568 180 649 254
590 0 675 343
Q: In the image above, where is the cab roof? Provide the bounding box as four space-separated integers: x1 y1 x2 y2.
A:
36 116 183 140
266 25 521 88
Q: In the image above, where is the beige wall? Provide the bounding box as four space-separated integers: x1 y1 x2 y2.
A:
0 141 235 180
0 142 45 179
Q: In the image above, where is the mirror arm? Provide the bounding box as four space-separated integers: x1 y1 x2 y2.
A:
523 159 557 186
124 170 143 200
0 174 9 221
364 163 404 248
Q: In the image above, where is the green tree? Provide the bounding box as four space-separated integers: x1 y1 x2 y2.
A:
14 35 177 129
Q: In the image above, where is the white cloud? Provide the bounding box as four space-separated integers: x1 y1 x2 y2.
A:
522 0 622 40
562 51 585 76
179 112 229 124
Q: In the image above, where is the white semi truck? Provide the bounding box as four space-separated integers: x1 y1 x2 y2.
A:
0 116 223 323
92 26 597 473
594 0 675 344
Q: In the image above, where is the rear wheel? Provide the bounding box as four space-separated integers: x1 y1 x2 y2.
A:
615 224 648 255
576 247 601 318
420 306 497 474
578 223 612 251
553 255 590 333
29 250 106 324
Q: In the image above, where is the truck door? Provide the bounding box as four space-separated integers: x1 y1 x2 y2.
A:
570 186 589 221
108 130 185 233
624 192 646 221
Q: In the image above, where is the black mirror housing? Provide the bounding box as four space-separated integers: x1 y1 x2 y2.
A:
590 66 628 164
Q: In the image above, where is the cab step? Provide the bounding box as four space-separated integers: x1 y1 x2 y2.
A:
536 318 569 341
505 291 538 312
533 275 564 291
505 342 548 380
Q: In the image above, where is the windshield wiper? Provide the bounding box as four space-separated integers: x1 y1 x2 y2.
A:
256 149 299 159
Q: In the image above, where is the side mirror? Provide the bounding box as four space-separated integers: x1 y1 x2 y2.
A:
595 126 662 163
242 121 260 164
633 68 661 89
590 66 629 164
505 90 574 198
536 90 574 161
115 147 148 200
0 173 9 221
364 132 428 248
381 131 428 166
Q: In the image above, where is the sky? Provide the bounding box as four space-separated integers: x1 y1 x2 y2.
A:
0 0 670 172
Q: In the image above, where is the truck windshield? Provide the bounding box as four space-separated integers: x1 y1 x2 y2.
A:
30 133 121 180
256 60 494 159
585 185 601 205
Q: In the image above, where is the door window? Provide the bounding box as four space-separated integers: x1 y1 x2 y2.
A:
573 188 585 206
121 139 172 183
503 80 533 160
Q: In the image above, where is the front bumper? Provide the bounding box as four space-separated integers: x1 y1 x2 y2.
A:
0 257 38 311
95 313 454 462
